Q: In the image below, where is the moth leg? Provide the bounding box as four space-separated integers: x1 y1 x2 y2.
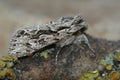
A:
55 36 75 64
32 52 39 58
82 34 95 57
75 34 95 57
55 47 62 64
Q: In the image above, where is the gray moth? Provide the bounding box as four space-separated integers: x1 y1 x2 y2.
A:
8 15 95 62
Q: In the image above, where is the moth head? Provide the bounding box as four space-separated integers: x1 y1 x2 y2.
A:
72 15 88 32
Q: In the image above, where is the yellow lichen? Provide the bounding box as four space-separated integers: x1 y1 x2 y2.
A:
40 51 49 59
6 62 14 68
96 77 102 80
7 69 17 80
0 67 16 80
102 76 109 80
0 55 17 80
0 69 7 78
80 50 120 80
105 64 112 70
114 52 120 61
0 61 6 68
100 59 106 66
1 56 14 61
109 71 119 80
100 54 114 71
80 70 99 80
1 55 18 62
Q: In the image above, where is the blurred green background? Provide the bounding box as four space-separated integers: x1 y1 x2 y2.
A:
0 0 120 56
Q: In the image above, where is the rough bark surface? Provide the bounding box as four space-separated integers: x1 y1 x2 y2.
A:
14 34 120 80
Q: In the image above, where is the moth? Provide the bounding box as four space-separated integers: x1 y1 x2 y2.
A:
8 15 95 63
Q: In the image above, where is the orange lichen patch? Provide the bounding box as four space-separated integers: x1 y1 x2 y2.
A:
80 70 99 80
1 56 14 61
0 55 17 80
0 69 7 78
109 71 119 80
114 52 120 61
7 69 17 80
0 55 17 68
105 64 112 70
1 55 18 62
0 67 16 80
0 61 6 68
80 50 120 80
100 54 114 71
